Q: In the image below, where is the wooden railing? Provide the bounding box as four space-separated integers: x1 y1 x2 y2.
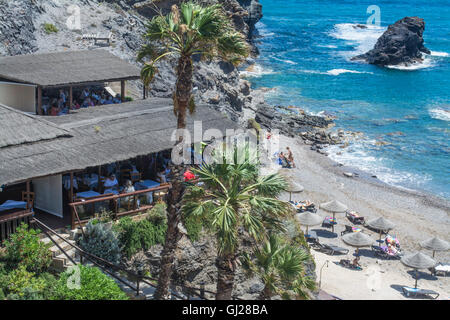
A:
0 209 34 244
69 184 171 229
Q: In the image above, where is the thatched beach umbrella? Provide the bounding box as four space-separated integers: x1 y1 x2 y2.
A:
295 212 322 235
401 252 437 289
320 200 348 213
420 237 450 258
342 232 374 255
280 170 304 201
286 182 304 201
366 217 395 240
320 200 347 233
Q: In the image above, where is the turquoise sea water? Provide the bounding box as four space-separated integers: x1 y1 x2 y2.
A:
246 0 450 199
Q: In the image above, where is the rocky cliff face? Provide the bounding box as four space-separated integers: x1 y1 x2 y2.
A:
0 0 38 55
0 0 262 124
352 17 431 66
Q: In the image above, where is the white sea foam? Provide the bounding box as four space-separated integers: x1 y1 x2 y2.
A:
327 142 432 189
430 51 449 57
329 23 385 56
317 44 338 49
386 58 434 70
271 56 298 65
297 69 372 76
326 69 371 76
240 64 275 78
429 107 450 121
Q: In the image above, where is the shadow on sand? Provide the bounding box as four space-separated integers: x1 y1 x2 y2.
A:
312 228 338 239
406 270 438 281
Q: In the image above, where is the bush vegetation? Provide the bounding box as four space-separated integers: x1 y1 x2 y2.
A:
113 204 168 258
2 223 52 274
43 23 58 34
77 221 122 265
52 265 128 300
0 264 58 300
114 222 164 258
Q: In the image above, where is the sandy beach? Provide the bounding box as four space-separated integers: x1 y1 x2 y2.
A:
275 135 449 300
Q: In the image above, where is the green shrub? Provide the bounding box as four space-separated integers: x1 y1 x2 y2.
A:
147 203 167 225
77 221 121 265
182 206 214 242
53 265 128 300
4 266 47 299
183 214 203 242
2 224 52 274
114 213 167 259
0 266 57 300
43 23 58 34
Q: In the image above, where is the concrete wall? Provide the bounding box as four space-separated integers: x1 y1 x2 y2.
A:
0 82 36 113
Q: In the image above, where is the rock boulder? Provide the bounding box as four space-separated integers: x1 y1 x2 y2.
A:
352 17 431 66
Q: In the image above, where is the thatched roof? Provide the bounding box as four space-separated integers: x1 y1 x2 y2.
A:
0 103 71 148
0 50 141 87
0 98 239 186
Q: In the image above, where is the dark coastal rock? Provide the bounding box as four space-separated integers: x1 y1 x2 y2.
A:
0 0 38 56
256 105 341 147
352 17 431 66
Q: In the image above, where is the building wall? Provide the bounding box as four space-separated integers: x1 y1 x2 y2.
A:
33 175 63 218
0 82 36 113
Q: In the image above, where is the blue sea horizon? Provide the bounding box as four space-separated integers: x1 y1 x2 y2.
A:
246 0 450 200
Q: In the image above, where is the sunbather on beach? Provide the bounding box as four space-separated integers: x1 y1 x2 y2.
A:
286 147 296 168
279 152 290 168
352 255 361 268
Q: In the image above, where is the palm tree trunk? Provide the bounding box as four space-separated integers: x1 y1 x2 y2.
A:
153 165 184 299
216 252 238 300
258 285 272 300
174 55 193 131
153 55 193 300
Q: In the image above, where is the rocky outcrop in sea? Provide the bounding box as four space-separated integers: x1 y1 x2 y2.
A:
255 105 343 152
352 16 431 66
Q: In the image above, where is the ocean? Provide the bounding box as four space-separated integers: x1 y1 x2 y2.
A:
245 0 450 200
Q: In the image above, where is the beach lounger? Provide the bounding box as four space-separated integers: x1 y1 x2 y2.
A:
305 231 318 243
289 200 317 213
341 225 353 236
371 245 402 260
402 287 439 299
429 263 450 277
341 225 362 236
322 217 337 229
345 211 365 225
313 242 349 255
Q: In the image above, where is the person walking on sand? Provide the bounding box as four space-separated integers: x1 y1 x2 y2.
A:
286 147 296 168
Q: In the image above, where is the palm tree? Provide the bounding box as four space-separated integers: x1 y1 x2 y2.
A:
241 235 316 300
137 2 249 300
183 146 291 300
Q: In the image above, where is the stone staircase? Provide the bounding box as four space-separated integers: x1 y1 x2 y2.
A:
39 230 80 272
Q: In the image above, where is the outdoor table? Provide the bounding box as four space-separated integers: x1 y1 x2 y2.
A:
104 189 119 195
76 191 101 199
135 180 160 190
135 180 160 204
75 191 107 217
0 200 27 212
